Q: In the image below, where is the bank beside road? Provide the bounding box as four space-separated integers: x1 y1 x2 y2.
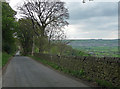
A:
2 52 13 67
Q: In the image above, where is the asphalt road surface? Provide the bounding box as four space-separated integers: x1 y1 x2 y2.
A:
3 56 90 87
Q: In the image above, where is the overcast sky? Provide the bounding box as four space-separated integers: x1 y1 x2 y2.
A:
9 0 118 39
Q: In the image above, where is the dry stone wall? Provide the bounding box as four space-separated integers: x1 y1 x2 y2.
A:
34 53 120 87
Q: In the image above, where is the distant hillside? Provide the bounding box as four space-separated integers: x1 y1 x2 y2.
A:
67 39 118 47
66 39 119 57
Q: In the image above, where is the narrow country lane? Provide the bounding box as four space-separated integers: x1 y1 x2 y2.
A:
3 56 91 87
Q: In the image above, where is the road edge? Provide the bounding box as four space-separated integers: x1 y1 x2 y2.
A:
2 56 13 75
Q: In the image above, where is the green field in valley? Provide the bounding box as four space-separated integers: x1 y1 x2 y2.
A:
67 39 119 57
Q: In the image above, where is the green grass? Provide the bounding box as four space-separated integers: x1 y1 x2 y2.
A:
29 56 61 70
95 79 118 89
29 55 86 78
2 52 12 67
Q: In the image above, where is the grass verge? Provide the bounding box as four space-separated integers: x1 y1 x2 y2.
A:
2 52 13 67
29 56 61 70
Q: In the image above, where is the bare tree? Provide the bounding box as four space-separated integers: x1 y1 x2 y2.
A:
17 0 69 37
45 24 65 45
17 0 69 53
54 31 70 67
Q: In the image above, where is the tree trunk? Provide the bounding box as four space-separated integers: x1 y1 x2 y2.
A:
41 27 45 37
32 36 34 56
38 27 46 53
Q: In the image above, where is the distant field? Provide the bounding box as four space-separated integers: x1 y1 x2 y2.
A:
67 39 119 57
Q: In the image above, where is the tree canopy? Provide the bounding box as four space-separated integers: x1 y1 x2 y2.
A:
17 0 69 53
2 2 18 54
18 0 69 37
17 19 34 55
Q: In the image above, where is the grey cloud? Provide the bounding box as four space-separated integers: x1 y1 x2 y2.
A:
65 2 118 39
68 16 117 32
67 2 118 20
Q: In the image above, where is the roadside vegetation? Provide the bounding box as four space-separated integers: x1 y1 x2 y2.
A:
2 2 18 67
2 52 12 67
29 56 87 81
